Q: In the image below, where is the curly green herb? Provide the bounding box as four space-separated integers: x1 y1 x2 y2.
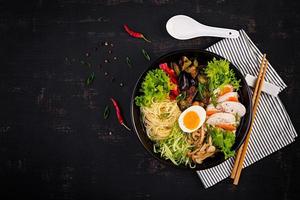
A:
205 58 240 91
135 69 171 107
207 125 236 159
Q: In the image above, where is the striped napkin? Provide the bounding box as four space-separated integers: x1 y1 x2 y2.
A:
197 30 298 188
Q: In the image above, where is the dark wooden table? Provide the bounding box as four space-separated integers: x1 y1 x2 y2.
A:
0 0 299 199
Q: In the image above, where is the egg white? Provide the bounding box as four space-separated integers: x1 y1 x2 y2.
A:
178 105 206 133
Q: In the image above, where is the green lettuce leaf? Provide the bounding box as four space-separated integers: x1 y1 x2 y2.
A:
135 69 171 107
205 58 240 91
207 125 236 159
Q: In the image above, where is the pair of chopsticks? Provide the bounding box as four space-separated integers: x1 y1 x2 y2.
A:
230 54 269 185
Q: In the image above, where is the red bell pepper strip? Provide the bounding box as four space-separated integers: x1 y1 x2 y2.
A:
159 63 178 84
170 85 180 100
159 63 179 99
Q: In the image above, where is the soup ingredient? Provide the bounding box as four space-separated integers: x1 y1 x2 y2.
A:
183 111 200 130
218 101 246 117
186 86 198 104
141 99 181 140
169 85 180 100
192 101 200 106
181 56 192 70
178 71 197 91
180 57 199 78
177 86 198 111
103 106 110 119
176 92 186 102
206 101 246 117
178 105 206 133
205 58 240 91
85 72 95 86
185 65 198 79
123 24 151 43
188 127 216 164
193 58 199 67
190 78 197 86
178 72 190 91
142 49 151 61
206 104 221 116
215 123 236 131
159 63 179 100
206 112 236 129
197 74 207 84
214 84 234 96
159 63 178 84
210 93 218 107
111 98 131 131
206 125 236 159
135 69 171 107
222 101 245 117
197 83 207 101
171 62 181 76
154 123 192 166
217 92 239 103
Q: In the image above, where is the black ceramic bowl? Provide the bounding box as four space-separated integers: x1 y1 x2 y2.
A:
131 49 252 170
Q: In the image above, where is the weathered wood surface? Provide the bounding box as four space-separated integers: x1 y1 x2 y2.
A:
0 0 299 199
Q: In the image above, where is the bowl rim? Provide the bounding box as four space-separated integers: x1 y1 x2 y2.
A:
130 49 253 170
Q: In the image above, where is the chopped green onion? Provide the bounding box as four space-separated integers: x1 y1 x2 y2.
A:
126 56 132 68
176 92 186 101
142 49 151 61
86 72 95 86
103 106 110 119
81 60 91 68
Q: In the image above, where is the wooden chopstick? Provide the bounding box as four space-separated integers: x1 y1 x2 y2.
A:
233 55 268 185
230 54 267 179
230 54 268 184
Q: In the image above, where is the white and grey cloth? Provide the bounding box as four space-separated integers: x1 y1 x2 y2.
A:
197 30 298 188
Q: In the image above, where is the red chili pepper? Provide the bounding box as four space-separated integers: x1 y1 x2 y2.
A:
110 98 131 131
159 63 178 84
123 24 151 43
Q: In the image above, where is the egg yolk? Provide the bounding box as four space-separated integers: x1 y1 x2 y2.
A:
183 111 200 130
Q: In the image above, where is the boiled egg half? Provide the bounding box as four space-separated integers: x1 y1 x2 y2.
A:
178 105 206 133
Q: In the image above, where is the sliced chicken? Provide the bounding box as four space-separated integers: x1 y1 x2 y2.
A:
206 113 236 125
217 92 239 103
206 112 237 131
206 104 220 116
206 101 246 118
218 101 246 117
213 84 234 96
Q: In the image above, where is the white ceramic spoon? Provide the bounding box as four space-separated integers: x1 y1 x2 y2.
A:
166 15 239 40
